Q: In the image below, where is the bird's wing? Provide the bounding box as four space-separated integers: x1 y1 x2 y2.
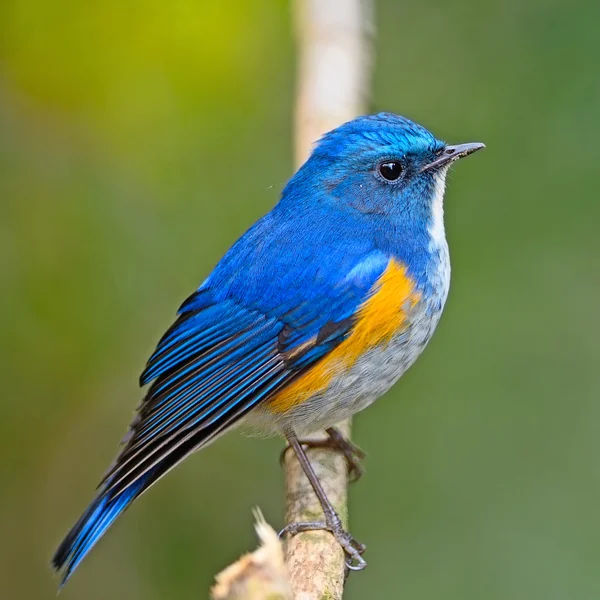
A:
100 249 393 499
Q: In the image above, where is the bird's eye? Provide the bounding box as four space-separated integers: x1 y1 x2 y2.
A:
378 161 403 182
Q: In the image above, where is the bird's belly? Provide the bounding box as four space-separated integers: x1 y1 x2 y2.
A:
291 306 442 434
249 301 445 436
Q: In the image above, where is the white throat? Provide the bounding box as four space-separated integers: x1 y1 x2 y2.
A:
428 168 449 249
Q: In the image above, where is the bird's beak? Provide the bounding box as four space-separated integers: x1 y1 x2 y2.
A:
420 142 485 173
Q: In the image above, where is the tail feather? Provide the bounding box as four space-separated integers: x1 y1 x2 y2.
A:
51 423 222 586
52 476 148 587
52 370 261 585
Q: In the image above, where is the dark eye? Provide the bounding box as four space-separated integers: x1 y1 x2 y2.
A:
378 161 403 181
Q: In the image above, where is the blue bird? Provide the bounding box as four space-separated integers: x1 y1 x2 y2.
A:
52 113 484 583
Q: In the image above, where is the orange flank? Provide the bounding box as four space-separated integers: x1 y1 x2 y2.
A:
268 259 421 413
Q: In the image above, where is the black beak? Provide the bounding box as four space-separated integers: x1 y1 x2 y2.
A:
420 142 485 173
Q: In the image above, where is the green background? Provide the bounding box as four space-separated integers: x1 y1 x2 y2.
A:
2 1 599 598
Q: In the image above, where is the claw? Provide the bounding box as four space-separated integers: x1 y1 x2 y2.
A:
279 521 330 539
280 520 368 572
346 554 367 571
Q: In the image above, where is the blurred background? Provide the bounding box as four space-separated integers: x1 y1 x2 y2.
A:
2 0 600 598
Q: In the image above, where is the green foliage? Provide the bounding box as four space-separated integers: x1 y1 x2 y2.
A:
1 0 599 598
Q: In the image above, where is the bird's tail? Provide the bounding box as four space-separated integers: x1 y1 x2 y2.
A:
52 475 148 587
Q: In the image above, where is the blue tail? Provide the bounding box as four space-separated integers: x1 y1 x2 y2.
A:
52 476 148 586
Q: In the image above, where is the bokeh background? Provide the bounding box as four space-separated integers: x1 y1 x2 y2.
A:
2 0 600 598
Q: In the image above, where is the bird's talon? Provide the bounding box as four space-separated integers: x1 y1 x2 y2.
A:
351 538 367 555
348 463 364 483
336 533 368 570
279 521 330 539
345 553 368 571
280 519 367 571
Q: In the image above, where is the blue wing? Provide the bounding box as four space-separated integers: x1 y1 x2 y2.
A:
107 246 389 496
52 207 389 584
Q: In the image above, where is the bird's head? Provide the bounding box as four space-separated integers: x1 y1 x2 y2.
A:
285 113 484 241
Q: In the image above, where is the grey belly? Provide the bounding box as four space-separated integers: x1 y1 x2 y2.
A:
248 302 445 436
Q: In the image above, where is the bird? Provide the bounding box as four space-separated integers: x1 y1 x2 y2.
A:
52 112 484 584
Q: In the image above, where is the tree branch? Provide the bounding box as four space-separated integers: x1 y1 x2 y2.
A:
293 0 374 164
282 423 352 599
210 2 374 598
283 2 374 598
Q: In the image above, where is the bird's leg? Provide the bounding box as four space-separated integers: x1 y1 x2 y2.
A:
279 431 367 571
279 426 366 482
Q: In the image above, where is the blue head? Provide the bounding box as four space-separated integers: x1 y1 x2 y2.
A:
281 113 484 242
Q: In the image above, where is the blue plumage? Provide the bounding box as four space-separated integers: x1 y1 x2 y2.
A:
53 475 149 586
52 113 484 584
53 248 388 584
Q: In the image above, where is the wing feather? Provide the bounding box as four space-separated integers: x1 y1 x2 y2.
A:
101 252 391 498
53 196 397 584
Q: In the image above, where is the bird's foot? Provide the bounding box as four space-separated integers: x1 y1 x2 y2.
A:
279 517 367 571
280 426 366 482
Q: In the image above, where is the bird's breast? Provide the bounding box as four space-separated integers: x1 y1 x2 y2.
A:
268 259 430 409
253 252 450 435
